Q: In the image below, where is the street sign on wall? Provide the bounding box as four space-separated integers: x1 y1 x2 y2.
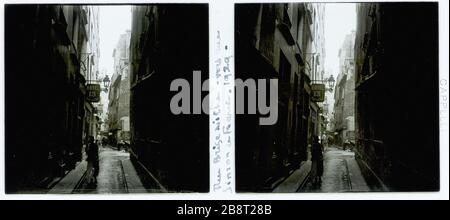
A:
311 84 325 102
86 84 101 103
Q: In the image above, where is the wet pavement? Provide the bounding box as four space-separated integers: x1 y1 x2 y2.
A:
73 147 143 194
300 146 370 192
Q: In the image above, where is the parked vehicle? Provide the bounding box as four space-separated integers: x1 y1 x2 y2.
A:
117 140 130 151
343 139 355 150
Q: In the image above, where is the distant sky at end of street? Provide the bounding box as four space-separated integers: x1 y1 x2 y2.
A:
98 5 132 77
98 5 131 116
324 3 357 78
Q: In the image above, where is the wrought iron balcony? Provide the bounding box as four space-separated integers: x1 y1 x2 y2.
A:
278 7 295 46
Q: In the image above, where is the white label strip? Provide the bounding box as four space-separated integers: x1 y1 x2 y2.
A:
209 2 235 194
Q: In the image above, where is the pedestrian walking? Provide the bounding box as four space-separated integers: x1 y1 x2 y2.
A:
96 134 102 147
321 134 328 150
311 136 324 187
86 136 99 186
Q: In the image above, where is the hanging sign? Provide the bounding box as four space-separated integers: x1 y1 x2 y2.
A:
86 84 101 103
311 83 325 102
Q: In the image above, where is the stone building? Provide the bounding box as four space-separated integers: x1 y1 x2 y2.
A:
5 5 99 192
354 3 439 191
235 3 325 191
108 31 131 146
333 31 356 145
129 5 209 192
80 6 101 144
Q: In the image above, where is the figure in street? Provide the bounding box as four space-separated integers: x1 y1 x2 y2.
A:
86 136 100 186
311 136 324 187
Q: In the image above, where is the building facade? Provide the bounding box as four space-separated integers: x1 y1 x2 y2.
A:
235 3 325 191
354 3 439 191
333 31 356 146
129 5 209 192
309 4 327 141
99 69 110 134
323 70 335 133
5 5 99 192
81 6 101 145
108 31 131 147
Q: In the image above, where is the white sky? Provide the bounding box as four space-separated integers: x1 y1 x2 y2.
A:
94 4 356 117
97 6 131 117
98 5 132 77
324 3 356 78
323 3 356 115
96 4 355 79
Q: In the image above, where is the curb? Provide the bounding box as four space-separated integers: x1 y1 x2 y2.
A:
48 161 88 194
129 150 168 192
272 161 312 193
71 169 89 193
296 171 312 192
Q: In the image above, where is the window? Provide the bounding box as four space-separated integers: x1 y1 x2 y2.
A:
296 11 304 45
279 51 291 85
283 4 292 29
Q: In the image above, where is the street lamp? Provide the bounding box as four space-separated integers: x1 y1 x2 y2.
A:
327 75 335 92
312 75 335 93
102 75 110 93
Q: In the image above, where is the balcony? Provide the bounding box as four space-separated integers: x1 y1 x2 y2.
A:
52 19 71 46
278 23 295 46
294 43 305 65
278 81 291 99
277 7 295 46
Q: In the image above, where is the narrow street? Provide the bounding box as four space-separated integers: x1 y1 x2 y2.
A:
73 147 127 193
71 147 164 194
299 146 370 192
4 3 441 194
5 5 210 193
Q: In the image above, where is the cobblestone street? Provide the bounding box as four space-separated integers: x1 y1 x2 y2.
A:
300 147 370 192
